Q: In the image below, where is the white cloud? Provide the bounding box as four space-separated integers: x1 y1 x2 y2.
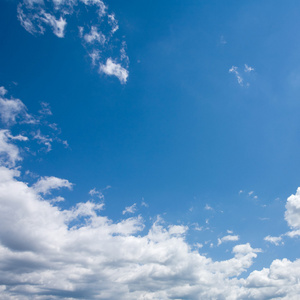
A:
84 26 106 44
89 187 104 199
0 91 27 125
229 64 254 87
33 176 73 195
0 130 27 167
229 66 243 86
1 167 300 299
0 86 7 96
218 234 240 246
122 203 137 215
33 129 53 152
18 0 129 84
285 187 300 229
100 58 129 84
244 64 255 72
41 12 66 38
204 204 213 210
39 102 52 116
264 235 283 246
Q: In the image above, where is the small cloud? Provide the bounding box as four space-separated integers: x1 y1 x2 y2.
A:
218 235 239 246
83 26 106 44
229 66 243 86
33 176 73 195
100 58 128 84
50 196 65 203
194 243 203 249
33 130 53 152
205 204 213 211
227 230 233 234
264 235 283 246
141 198 149 208
244 64 254 72
39 102 52 116
122 203 137 215
89 188 104 200
248 191 254 196
239 190 243 194
220 35 227 45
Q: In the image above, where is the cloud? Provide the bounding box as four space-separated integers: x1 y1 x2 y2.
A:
0 130 27 167
264 235 283 246
0 89 27 125
229 64 254 87
1 158 300 298
89 188 104 199
33 176 73 195
122 203 137 214
204 204 213 210
217 234 240 246
285 187 300 229
244 64 255 72
100 58 129 84
229 66 244 86
38 102 52 116
17 0 129 83
83 26 106 44
0 168 266 299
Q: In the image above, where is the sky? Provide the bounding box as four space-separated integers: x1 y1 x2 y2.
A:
1 0 300 299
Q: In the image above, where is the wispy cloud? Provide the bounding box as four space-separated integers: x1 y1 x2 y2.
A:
17 0 129 83
229 64 255 87
122 203 137 214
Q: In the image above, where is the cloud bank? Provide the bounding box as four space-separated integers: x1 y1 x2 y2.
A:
1 86 300 299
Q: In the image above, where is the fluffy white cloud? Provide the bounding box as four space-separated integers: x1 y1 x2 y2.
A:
285 187 300 229
33 176 73 195
1 164 300 299
100 58 129 84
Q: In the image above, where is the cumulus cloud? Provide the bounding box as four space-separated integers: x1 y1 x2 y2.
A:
17 0 129 83
100 58 129 84
0 167 268 299
285 187 300 229
217 234 240 246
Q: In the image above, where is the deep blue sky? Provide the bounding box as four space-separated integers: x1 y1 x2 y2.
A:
1 0 300 269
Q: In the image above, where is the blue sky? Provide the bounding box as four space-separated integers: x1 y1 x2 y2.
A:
1 0 300 299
